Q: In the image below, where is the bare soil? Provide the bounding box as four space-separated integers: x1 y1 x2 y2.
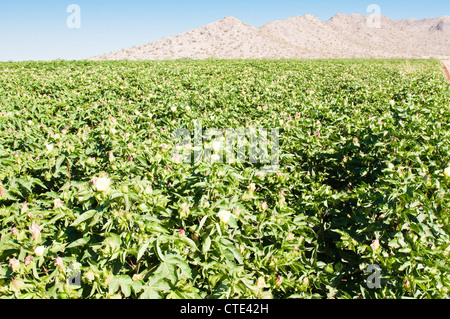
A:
442 60 450 83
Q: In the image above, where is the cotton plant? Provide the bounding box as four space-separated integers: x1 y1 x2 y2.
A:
0 59 449 299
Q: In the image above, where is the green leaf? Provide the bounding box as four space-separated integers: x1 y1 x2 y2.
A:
137 241 150 262
109 275 133 298
154 261 176 284
55 155 65 171
139 275 170 299
202 237 212 254
32 263 40 280
165 255 192 279
71 210 98 226
66 237 90 249
155 239 165 262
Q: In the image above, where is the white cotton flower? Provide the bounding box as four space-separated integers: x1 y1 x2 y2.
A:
211 154 220 162
94 177 111 192
286 233 295 241
171 106 177 112
173 153 182 163
256 277 266 289
46 144 54 152
34 246 46 257
54 198 65 209
212 141 222 152
444 167 450 178
218 210 231 224
180 203 189 213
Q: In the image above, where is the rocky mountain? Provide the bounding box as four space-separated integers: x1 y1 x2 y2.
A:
89 14 450 60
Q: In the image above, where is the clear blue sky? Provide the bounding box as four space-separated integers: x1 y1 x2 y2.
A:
1 0 449 61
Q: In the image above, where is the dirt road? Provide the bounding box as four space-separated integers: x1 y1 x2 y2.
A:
442 60 450 83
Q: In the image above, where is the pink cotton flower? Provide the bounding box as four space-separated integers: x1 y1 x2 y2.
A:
173 153 181 162
9 258 20 271
261 202 268 210
179 229 186 236
0 188 5 196
55 257 64 270
10 227 18 235
54 198 64 209
24 255 34 266
29 223 42 240
179 203 189 214
276 275 282 286
371 239 380 251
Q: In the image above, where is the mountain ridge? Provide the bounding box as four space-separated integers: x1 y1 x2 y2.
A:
89 14 450 60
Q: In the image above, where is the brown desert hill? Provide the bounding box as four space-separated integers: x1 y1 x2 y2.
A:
91 17 294 60
89 14 450 60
